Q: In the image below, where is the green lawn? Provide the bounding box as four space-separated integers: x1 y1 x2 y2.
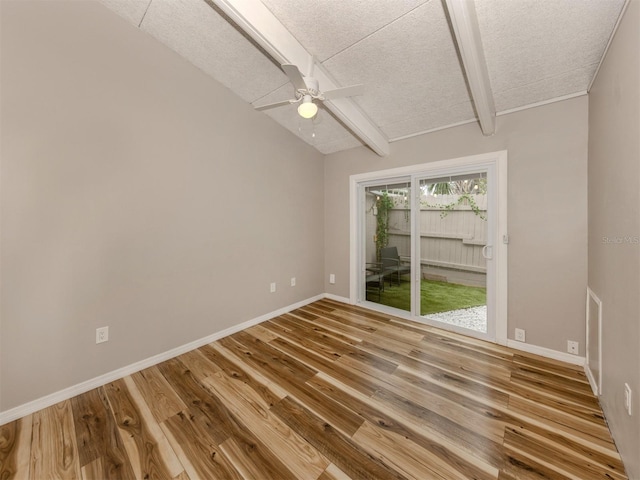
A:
372 279 486 314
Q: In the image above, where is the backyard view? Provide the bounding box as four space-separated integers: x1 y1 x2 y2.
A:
375 279 486 314
365 174 488 332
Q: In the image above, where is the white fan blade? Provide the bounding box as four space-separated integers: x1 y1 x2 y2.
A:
254 99 295 111
322 84 364 100
282 64 307 91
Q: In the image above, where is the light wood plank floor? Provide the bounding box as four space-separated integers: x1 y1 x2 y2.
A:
0 299 627 479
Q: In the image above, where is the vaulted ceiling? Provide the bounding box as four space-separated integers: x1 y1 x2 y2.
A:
100 0 627 156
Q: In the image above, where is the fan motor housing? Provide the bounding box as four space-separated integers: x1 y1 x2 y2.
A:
303 76 319 96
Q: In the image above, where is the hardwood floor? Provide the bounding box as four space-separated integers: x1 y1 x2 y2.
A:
0 299 627 479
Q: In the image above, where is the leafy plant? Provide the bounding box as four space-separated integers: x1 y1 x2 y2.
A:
419 179 487 220
423 178 487 195
431 194 487 220
374 192 395 260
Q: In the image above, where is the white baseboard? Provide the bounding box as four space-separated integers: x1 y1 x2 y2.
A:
323 293 351 304
585 365 599 396
2 293 588 425
506 339 586 366
0 294 324 426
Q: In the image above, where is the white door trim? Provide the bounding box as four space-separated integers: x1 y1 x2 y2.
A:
586 287 603 395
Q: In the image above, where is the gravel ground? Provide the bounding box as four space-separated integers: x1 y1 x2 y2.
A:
423 305 487 332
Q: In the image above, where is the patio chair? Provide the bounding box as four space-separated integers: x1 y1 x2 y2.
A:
365 262 384 301
380 246 411 286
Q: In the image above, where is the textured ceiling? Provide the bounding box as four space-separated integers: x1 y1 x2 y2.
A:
99 0 626 155
475 0 625 112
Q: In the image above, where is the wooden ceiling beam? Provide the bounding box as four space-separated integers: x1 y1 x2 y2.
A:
444 0 496 136
208 0 390 156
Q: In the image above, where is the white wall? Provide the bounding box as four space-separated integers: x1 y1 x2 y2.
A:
588 1 640 477
325 97 589 353
0 1 324 411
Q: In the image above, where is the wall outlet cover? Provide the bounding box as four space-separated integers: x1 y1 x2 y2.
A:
567 340 579 355
96 326 109 344
515 328 525 342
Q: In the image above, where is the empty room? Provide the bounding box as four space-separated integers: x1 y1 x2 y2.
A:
1 0 638 479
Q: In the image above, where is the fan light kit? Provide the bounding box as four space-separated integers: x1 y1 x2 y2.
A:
255 63 363 119
297 95 318 119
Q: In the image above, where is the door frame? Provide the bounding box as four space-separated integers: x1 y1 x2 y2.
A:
349 150 508 345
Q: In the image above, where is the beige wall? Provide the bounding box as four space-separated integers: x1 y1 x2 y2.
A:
0 1 324 410
588 1 640 477
325 97 589 352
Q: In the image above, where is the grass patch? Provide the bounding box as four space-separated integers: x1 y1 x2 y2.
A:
374 279 486 314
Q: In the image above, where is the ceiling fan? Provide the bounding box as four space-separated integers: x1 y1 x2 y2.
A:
254 63 364 119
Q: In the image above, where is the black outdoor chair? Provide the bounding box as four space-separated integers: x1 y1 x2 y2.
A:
365 262 385 301
380 246 411 286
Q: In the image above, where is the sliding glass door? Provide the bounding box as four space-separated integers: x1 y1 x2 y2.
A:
352 152 506 343
361 180 412 313
417 172 489 335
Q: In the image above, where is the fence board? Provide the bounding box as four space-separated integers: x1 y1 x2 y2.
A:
365 195 488 282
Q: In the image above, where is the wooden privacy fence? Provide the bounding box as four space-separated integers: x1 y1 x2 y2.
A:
365 194 487 285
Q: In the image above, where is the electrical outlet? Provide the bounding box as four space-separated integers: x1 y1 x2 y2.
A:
270 282 276 293
329 274 336 284
567 340 579 355
290 277 296 287
96 326 109 344
624 383 632 415
515 328 525 342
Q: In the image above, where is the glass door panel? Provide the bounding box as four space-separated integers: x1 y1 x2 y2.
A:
418 173 488 333
363 181 412 313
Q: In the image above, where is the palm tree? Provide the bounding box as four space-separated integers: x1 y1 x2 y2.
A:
422 177 487 196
